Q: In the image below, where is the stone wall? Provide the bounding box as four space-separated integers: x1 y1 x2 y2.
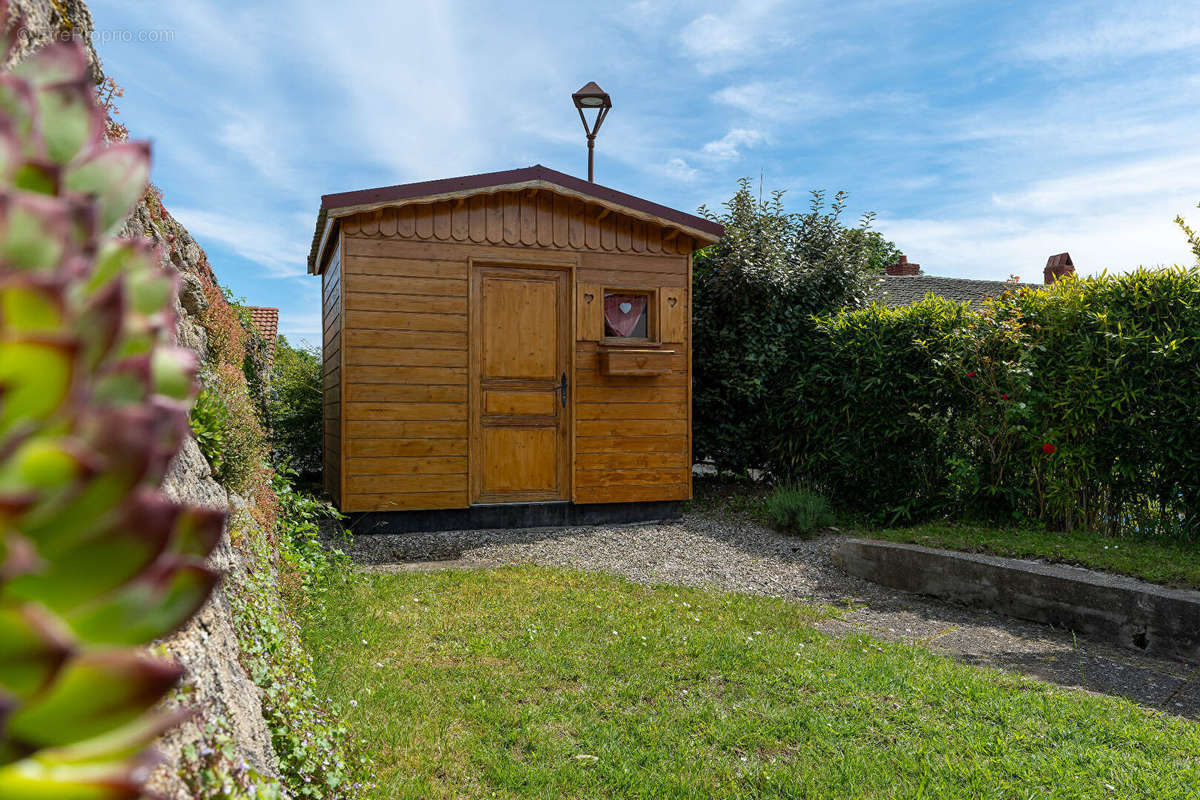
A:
5 0 101 80
5 3 283 796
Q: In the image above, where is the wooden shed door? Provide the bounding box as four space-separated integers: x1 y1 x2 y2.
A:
470 266 571 503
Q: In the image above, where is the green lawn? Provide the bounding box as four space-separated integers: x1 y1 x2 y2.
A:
304 566 1200 799
860 521 1200 590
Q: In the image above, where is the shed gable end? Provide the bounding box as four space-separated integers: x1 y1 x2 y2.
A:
340 190 698 256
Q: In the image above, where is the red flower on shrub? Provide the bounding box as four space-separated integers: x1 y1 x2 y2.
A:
1042 443 1056 455
1000 393 1009 400
966 371 977 378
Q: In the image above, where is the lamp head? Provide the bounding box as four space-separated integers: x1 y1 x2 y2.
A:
572 81 612 112
571 81 612 181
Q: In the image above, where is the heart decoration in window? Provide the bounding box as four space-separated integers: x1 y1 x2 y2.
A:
604 293 647 337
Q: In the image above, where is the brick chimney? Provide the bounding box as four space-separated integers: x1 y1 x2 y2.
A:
1043 252 1075 284
886 255 920 276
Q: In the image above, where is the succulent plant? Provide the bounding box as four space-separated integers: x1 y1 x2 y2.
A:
0 6 224 798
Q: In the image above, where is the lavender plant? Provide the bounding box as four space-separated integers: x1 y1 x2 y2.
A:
0 10 224 798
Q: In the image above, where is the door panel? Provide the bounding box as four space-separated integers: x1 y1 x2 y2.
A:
471 265 571 503
484 390 556 416
482 278 557 379
482 428 557 494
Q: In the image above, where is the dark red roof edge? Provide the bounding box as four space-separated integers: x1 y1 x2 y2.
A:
319 164 724 239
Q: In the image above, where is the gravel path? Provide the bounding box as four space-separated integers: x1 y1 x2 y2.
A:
340 513 1200 719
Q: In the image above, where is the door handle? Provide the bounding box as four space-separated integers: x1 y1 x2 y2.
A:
558 372 568 408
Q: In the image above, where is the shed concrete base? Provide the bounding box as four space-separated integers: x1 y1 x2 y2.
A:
346 500 683 535
834 539 1200 663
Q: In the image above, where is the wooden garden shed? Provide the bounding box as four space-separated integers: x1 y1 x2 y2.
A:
308 165 723 528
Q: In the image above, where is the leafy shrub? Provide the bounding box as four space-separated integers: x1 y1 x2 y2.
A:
692 181 877 474
775 296 1005 521
847 227 904 274
764 484 835 535
184 295 361 796
199 282 271 419
0 30 223 797
777 266 1200 536
228 475 369 800
997 267 1200 535
202 281 248 368
268 336 323 483
230 521 365 800
272 467 346 616
189 363 270 494
185 278 272 496
190 387 228 474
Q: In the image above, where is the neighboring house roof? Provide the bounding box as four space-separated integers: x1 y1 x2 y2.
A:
246 306 279 364
868 275 1035 309
309 164 725 273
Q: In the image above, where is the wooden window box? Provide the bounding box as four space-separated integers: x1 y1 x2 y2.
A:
599 347 675 376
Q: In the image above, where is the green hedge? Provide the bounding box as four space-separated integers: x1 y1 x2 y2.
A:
775 296 987 519
693 182 876 473
776 267 1200 537
268 336 323 483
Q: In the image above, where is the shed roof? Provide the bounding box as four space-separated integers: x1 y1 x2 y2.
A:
309 165 724 273
868 275 1035 309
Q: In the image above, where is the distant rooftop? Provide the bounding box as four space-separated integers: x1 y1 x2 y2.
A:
867 275 1033 309
866 252 1074 309
246 306 279 363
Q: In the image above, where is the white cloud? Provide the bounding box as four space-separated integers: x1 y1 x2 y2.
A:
701 128 764 161
219 112 307 192
1016 2 1200 65
991 154 1200 215
678 0 790 74
713 80 916 124
170 207 311 281
290 1 486 180
879 154 1200 282
713 81 800 118
663 157 699 181
881 209 1193 284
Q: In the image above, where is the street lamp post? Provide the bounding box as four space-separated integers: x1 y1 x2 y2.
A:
571 81 612 182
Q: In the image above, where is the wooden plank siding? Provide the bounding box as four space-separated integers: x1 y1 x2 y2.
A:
321 240 342 506
339 238 472 512
574 245 690 501
573 338 690 502
328 189 696 513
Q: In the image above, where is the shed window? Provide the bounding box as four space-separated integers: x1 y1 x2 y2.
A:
603 291 650 339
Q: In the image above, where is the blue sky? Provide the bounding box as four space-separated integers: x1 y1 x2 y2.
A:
89 0 1200 345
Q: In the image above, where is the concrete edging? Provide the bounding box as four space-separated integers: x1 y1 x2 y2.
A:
833 538 1200 663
